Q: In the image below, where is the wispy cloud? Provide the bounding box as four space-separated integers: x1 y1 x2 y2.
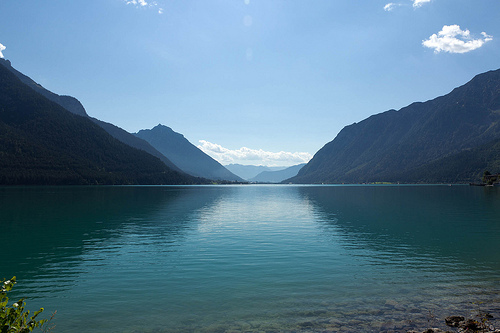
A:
413 0 431 8
0 43 5 58
197 140 312 167
384 0 431 11
126 0 148 6
383 3 400 11
423 25 493 54
124 0 163 13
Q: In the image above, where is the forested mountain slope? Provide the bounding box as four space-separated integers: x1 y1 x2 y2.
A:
0 61 201 185
0 58 181 172
289 68 500 184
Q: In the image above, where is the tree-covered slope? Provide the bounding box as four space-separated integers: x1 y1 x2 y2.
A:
0 58 88 117
289 68 500 184
0 58 181 172
135 124 243 181
0 62 201 185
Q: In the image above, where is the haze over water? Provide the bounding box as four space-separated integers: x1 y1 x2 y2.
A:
1 185 500 332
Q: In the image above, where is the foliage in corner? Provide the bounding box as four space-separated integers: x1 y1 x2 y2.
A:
0 277 48 333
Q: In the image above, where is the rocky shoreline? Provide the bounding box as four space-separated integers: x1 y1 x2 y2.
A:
409 312 500 333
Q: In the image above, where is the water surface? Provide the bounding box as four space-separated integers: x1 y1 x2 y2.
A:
1 185 499 332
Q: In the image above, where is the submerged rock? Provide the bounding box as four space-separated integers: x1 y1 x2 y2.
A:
445 315 465 327
457 318 488 332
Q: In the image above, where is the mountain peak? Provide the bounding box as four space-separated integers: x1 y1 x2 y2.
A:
0 58 12 67
135 125 243 181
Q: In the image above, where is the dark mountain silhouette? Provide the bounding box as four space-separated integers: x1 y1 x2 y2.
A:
135 125 243 181
0 59 203 185
288 68 500 184
0 58 181 172
0 58 88 117
224 164 286 180
250 164 305 183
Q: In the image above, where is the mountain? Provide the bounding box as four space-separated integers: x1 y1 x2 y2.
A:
0 58 181 172
90 119 181 172
224 164 286 180
135 125 243 182
289 68 500 184
250 164 305 183
0 59 88 117
0 59 202 185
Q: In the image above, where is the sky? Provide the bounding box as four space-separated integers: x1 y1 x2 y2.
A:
0 0 498 166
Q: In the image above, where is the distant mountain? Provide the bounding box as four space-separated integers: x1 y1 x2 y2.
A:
224 164 286 180
289 68 500 184
250 164 305 183
135 125 243 181
0 59 202 185
0 58 181 172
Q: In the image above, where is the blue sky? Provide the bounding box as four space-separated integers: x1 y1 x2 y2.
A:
0 0 498 166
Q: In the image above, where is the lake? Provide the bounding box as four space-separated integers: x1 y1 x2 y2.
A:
1 185 500 332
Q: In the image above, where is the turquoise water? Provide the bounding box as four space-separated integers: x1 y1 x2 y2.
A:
1 185 500 332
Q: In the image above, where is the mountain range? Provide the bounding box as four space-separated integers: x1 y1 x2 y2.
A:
0 60 201 185
250 164 305 183
1 57 499 185
0 59 182 172
224 164 287 180
288 68 500 184
0 59 246 184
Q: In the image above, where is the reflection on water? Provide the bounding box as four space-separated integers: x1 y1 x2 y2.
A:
1 185 499 332
300 185 500 269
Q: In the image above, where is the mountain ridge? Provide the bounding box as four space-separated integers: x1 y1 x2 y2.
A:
0 59 203 185
288 68 500 184
0 58 182 172
250 164 305 183
224 164 286 180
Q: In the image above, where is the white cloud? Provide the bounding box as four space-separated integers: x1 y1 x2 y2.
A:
413 0 431 7
197 140 312 167
422 25 493 54
384 3 398 11
124 0 163 12
126 0 148 6
0 43 5 58
385 0 430 12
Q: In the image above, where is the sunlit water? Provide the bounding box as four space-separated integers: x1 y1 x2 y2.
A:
1 185 500 332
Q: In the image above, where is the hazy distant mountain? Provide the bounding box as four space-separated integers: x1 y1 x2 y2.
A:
250 164 305 183
224 164 286 180
135 125 243 181
289 68 500 184
0 61 201 185
0 58 181 172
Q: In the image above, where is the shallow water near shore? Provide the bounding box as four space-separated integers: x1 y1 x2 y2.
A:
1 185 500 332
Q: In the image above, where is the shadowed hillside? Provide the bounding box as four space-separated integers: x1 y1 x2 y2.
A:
289 68 500 184
0 61 203 185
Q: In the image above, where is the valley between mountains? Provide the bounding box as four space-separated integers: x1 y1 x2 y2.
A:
1 58 499 185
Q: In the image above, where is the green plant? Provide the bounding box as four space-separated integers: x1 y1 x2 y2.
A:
1 277 48 332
